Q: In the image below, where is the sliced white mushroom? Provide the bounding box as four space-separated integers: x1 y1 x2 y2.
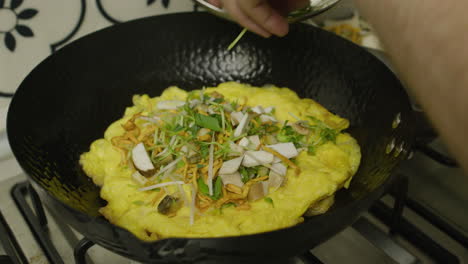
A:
268 171 284 190
132 171 148 186
262 181 269 196
242 151 274 167
219 172 244 188
267 142 299 159
228 142 244 156
180 145 197 158
156 100 185 110
219 156 243 175
189 99 201 108
270 163 287 176
248 182 265 201
230 111 244 125
259 114 277 124
247 135 261 150
132 143 155 174
251 106 264 114
234 113 250 137
264 106 275 113
238 137 250 148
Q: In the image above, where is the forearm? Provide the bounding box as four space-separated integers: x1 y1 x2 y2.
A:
355 1 468 171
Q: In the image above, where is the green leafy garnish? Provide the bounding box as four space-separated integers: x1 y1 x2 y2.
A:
307 116 339 143
307 145 316 155
187 125 200 137
200 144 209 159
240 167 250 183
197 176 223 200
176 160 185 169
264 197 274 207
212 176 223 200
221 202 236 209
132 200 145 206
197 177 210 196
195 113 222 132
196 164 205 169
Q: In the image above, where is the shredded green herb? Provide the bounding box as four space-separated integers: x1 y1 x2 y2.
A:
132 200 145 206
264 197 274 207
228 28 248 51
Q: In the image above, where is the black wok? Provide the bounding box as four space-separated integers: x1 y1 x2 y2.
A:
7 12 414 263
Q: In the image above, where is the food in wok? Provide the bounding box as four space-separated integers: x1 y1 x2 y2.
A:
80 82 361 241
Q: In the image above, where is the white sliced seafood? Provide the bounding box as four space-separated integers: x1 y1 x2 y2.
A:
132 143 155 172
219 171 244 188
219 156 243 175
242 151 274 167
156 100 185 110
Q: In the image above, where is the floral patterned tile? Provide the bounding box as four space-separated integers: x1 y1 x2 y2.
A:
0 0 197 129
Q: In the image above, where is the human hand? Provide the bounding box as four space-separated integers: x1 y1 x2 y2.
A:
206 0 308 38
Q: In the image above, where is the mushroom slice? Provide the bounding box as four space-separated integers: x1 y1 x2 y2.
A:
158 195 182 216
248 182 265 201
132 143 155 176
157 100 185 110
247 135 261 150
219 156 243 175
230 111 244 125
228 142 244 156
268 163 287 190
267 143 299 161
251 106 264 114
259 115 277 124
264 106 275 113
238 137 250 148
242 151 274 167
219 171 244 188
